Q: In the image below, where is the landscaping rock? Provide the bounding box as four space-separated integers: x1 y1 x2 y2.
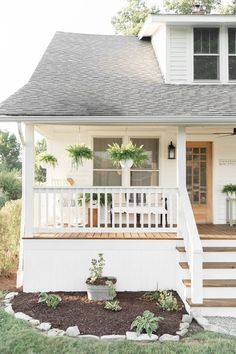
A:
126 331 158 342
48 328 65 337
15 312 32 321
4 305 14 315
182 314 192 323
159 334 180 342
229 329 236 337
101 335 126 341
79 335 100 340
179 322 190 330
194 316 209 328
5 292 18 300
204 324 228 334
29 319 40 326
176 329 188 337
37 322 52 331
65 326 80 337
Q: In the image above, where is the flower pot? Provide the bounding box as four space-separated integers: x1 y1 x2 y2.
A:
40 161 48 169
120 159 133 168
86 277 117 301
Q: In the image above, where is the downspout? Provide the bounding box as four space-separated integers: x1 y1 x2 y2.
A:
17 122 25 288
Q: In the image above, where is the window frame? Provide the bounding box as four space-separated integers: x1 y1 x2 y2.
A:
228 27 236 82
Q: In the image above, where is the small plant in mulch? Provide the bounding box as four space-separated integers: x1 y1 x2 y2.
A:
131 310 163 337
143 290 179 311
104 300 122 312
142 291 161 302
38 293 62 310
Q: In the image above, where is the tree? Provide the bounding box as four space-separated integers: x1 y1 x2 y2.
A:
164 0 221 14
221 0 236 14
0 131 21 171
35 138 47 183
111 0 158 36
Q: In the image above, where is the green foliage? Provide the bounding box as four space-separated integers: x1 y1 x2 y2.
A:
35 139 47 183
164 0 221 14
0 170 21 206
221 0 236 13
111 0 158 36
0 130 21 171
142 291 161 302
105 279 117 299
67 144 94 169
157 290 179 312
107 142 148 167
104 300 122 312
222 184 236 195
0 200 21 275
38 293 62 309
131 310 163 337
78 193 112 207
87 253 105 284
37 152 58 168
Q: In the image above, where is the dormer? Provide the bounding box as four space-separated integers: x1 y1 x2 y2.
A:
139 14 236 84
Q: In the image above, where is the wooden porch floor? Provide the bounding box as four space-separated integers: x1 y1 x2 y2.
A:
32 224 236 240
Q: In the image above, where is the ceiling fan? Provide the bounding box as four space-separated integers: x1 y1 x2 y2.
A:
189 128 236 137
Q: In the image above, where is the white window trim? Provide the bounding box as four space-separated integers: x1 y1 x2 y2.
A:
228 27 236 82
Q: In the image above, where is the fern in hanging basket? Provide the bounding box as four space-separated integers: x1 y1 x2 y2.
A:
67 144 94 169
37 152 58 169
107 142 148 168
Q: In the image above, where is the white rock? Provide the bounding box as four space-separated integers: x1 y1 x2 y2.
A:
176 329 188 337
15 312 32 321
5 292 18 300
4 305 14 315
194 316 209 328
3 299 11 305
159 334 180 342
229 329 236 337
126 331 158 342
37 322 52 331
66 326 80 337
79 335 100 340
182 314 192 324
101 335 126 341
48 328 65 337
179 322 190 330
29 319 40 326
204 324 228 334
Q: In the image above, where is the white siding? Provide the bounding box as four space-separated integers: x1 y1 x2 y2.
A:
151 26 167 80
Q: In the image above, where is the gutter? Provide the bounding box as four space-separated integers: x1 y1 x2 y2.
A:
17 122 25 146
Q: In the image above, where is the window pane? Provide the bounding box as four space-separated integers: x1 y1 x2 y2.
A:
93 171 121 186
131 171 159 186
229 28 236 54
194 28 219 54
229 56 236 80
130 138 159 170
194 56 219 80
194 28 201 53
94 138 122 169
210 29 219 53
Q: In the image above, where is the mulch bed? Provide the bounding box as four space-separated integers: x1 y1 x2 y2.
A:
12 291 186 336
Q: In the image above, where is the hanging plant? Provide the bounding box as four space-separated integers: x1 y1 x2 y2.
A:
107 142 148 168
37 152 58 169
67 144 93 169
222 184 236 196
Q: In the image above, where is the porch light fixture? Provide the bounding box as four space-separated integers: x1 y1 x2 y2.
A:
168 141 176 160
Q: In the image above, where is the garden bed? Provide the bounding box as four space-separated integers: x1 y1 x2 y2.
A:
12 291 186 336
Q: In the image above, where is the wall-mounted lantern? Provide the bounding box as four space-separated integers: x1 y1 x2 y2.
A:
168 141 176 160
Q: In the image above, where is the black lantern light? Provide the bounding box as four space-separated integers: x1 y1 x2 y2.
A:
168 141 176 159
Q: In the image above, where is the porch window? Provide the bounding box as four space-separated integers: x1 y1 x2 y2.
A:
93 138 122 186
130 138 159 186
193 28 219 80
228 28 236 80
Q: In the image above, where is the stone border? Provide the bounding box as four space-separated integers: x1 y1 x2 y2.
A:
194 315 236 337
2 292 195 342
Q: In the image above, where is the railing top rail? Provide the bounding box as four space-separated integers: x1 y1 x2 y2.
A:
34 186 179 190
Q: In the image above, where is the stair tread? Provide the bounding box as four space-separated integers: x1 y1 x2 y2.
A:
176 246 236 253
179 262 236 269
183 279 236 287
187 298 236 307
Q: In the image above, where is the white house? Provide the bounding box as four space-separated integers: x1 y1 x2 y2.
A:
1 14 236 316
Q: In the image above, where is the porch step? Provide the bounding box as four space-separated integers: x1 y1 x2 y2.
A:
179 262 236 269
183 279 236 287
187 298 236 307
176 246 236 252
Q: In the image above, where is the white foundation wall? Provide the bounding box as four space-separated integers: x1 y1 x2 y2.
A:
23 239 178 292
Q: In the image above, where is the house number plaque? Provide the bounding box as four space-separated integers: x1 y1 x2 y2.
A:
219 159 236 166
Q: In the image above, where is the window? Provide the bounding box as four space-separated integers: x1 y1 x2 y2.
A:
194 28 219 80
228 28 236 80
93 138 122 186
130 138 159 186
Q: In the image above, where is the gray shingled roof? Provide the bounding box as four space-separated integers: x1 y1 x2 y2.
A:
0 31 236 118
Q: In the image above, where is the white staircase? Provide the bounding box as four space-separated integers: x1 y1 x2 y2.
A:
176 239 236 316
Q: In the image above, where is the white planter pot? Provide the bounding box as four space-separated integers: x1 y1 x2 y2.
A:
120 159 133 169
40 161 48 169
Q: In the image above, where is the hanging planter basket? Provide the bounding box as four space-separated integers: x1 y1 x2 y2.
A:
66 144 94 170
120 159 134 169
37 152 58 170
107 142 148 168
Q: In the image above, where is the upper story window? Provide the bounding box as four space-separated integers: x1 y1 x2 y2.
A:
193 28 219 81
228 28 236 80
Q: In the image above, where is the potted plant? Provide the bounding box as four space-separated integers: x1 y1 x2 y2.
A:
222 184 236 197
67 144 93 169
107 142 148 168
86 253 117 301
37 152 58 169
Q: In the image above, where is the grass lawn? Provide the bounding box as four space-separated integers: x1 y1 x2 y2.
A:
0 309 236 354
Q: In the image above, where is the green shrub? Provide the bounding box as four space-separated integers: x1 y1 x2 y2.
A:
0 170 21 207
104 300 122 312
157 290 179 311
131 310 163 337
142 291 161 302
38 293 61 309
0 199 21 275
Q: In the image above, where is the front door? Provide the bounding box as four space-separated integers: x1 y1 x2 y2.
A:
186 142 212 224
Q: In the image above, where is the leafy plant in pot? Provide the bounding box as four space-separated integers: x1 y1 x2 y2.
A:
37 152 58 169
86 253 117 301
67 144 94 169
107 142 148 169
222 184 236 197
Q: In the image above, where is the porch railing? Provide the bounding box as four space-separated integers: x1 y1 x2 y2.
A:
33 186 178 233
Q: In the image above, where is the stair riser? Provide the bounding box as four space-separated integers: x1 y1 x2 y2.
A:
185 286 236 299
178 252 236 262
191 307 236 317
181 268 236 279
201 240 236 247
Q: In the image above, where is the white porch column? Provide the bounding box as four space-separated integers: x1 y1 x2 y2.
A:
177 126 186 190
24 124 35 237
